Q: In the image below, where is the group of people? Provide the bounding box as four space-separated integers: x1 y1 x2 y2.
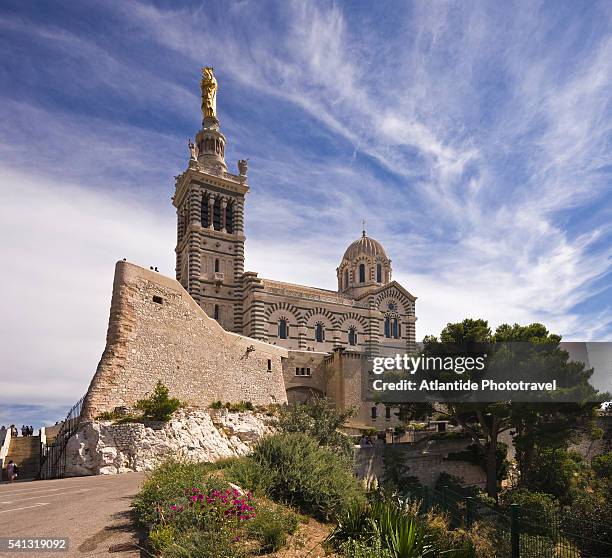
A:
0 425 35 437
20 425 35 436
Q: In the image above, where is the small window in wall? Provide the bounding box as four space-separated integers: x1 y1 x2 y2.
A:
295 367 311 377
153 295 163 304
371 406 377 419
278 319 288 339
215 258 220 272
359 263 366 283
376 263 382 283
348 326 357 346
344 269 349 288
214 304 220 321
267 359 272 372
315 323 325 343
385 406 391 420
384 316 391 338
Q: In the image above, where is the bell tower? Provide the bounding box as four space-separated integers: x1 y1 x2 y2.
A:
173 67 250 333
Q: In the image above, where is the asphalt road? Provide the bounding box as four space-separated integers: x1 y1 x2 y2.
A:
0 473 145 557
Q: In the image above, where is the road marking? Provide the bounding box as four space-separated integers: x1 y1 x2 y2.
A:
0 488 92 505
0 486 91 497
0 502 50 514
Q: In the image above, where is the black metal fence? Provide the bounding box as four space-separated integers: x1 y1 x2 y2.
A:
406 485 612 558
39 396 84 480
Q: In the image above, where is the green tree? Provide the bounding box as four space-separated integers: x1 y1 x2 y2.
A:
134 380 181 421
424 319 605 502
424 318 509 500
278 396 355 458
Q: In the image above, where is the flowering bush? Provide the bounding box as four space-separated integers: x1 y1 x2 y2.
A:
166 486 256 528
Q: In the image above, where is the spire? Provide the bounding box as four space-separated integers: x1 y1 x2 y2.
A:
362 218 367 237
195 66 227 172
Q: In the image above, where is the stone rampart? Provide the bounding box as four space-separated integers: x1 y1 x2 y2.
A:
81 261 287 420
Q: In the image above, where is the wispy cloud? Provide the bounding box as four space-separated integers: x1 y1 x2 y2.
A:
0 0 610 427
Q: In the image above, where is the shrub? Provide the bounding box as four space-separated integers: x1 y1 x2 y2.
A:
592 452 612 479
132 459 223 527
225 401 255 412
435 472 479 499
423 510 493 558
278 396 355 457
134 381 181 422
247 505 298 553
330 498 481 558
563 488 612 556
503 489 558 538
223 457 270 495
524 448 584 504
326 500 372 547
96 410 120 421
160 527 245 558
370 500 435 557
209 400 224 409
148 524 176 553
383 445 423 495
251 432 363 520
339 538 394 558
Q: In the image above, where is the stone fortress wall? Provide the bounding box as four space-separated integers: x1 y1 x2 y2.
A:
81 261 288 421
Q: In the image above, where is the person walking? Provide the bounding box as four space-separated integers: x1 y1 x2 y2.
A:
7 460 18 482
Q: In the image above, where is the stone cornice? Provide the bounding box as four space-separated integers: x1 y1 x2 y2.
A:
173 166 249 208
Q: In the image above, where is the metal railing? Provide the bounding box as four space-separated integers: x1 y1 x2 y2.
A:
39 395 85 480
402 484 612 558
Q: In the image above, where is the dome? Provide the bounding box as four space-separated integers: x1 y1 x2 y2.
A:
342 232 388 261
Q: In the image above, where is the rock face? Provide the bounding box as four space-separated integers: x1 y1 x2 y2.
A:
64 409 275 476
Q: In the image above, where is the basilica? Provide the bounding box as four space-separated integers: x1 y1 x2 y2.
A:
173 68 417 426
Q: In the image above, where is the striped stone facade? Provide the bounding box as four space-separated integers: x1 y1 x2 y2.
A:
173 72 418 425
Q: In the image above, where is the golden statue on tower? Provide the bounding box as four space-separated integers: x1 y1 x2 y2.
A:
201 66 218 119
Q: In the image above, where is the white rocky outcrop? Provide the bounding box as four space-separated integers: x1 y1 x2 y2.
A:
64 409 275 476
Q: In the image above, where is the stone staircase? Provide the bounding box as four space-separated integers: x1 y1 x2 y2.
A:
4 436 40 480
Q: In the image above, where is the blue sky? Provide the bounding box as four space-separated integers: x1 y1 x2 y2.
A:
0 0 610 428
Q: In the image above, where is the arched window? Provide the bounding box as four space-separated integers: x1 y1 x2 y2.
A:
201 194 210 228
384 316 391 338
348 326 357 346
226 202 234 234
359 263 366 283
315 323 325 343
344 269 349 289
376 263 382 283
278 319 288 340
214 304 220 321
214 258 220 273
371 406 377 419
213 198 222 230
393 318 399 339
